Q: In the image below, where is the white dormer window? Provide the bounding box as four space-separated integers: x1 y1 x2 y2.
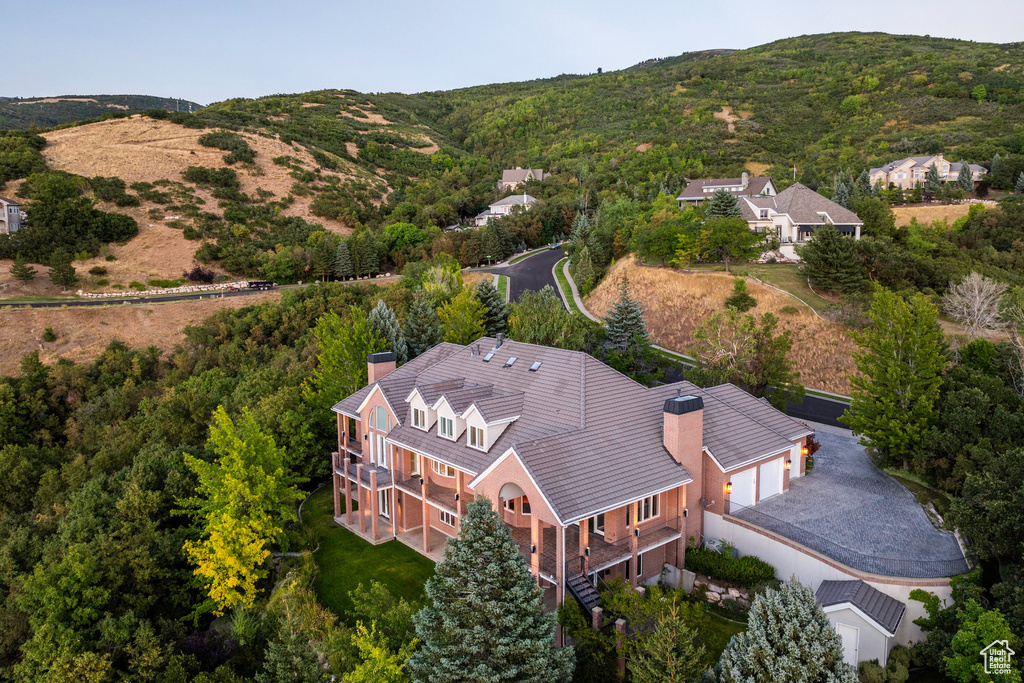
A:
760 209 769 219
439 416 454 440
432 460 456 477
413 408 427 429
469 426 485 450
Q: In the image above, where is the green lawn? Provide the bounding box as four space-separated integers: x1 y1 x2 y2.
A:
496 274 509 301
554 257 586 316
687 262 834 315
508 247 547 265
699 612 746 660
301 486 435 622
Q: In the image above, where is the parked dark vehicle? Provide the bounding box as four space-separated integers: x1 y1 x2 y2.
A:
248 281 274 290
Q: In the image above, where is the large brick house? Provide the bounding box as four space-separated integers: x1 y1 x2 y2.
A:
330 337 812 613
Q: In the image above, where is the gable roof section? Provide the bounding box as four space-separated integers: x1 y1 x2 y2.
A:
740 183 862 226
0 196 19 206
816 580 906 636
677 176 774 200
501 168 545 183
491 194 537 208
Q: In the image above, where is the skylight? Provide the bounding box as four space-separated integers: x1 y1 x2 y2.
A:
529 361 542 372
483 352 494 362
504 356 517 368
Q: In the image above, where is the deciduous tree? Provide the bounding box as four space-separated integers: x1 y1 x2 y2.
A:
438 288 486 345
943 272 1006 339
303 308 387 415
697 217 761 273
508 286 595 349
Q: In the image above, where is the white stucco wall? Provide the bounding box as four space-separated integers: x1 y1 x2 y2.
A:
825 606 892 666
703 512 953 646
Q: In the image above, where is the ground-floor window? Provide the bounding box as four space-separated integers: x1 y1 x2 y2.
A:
439 509 457 527
503 498 515 512
379 489 390 519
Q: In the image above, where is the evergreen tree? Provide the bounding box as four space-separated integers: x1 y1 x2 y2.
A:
872 179 884 197
572 245 596 294
840 287 948 468
992 153 1003 181
1016 171 1024 195
438 288 487 345
795 224 866 293
9 255 36 282
958 160 976 194
407 498 574 683
310 234 336 281
628 598 707 683
724 278 757 312
355 232 380 277
715 580 855 683
257 617 330 683
404 292 444 359
47 248 78 289
832 181 850 209
924 163 941 197
705 189 742 218
474 279 508 337
334 239 355 280
602 276 650 353
856 169 872 196
369 299 408 363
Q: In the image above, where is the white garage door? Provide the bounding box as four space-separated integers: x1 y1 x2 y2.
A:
836 623 860 666
759 457 784 501
729 468 756 511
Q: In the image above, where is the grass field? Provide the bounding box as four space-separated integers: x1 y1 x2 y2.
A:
302 486 435 621
496 274 509 301
554 257 586 316
686 262 835 315
586 257 857 394
700 613 746 661
892 203 973 227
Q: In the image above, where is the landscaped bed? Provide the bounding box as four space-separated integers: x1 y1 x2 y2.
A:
301 485 435 620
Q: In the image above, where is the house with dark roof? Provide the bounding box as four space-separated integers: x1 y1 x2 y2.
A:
330 337 813 620
473 193 538 227
0 196 23 235
868 154 986 190
676 172 777 206
500 167 547 191
736 182 864 260
817 580 907 667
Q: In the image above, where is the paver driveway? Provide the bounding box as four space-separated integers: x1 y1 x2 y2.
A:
731 431 968 578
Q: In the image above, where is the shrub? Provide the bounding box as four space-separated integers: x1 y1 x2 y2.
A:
89 266 108 276
684 546 776 586
112 283 124 290
148 278 184 288
129 281 146 290
198 130 256 165
724 278 757 312
859 660 886 683
96 278 109 286
105 255 117 262
183 263 216 283
42 327 57 342
74 251 92 262
780 305 799 315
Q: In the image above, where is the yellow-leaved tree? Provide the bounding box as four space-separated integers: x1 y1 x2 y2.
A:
183 406 304 615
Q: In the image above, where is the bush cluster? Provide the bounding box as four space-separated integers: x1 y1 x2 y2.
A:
198 130 256 164
684 546 776 586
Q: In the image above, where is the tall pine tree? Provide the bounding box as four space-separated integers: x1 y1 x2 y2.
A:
715 580 854 683
832 181 850 208
474 279 508 336
404 292 444 359
407 498 574 683
957 159 975 194
369 299 408 363
705 189 742 218
335 239 355 280
794 224 865 293
602 276 650 353
9 256 36 282
924 163 941 197
47 249 78 289
856 169 872 197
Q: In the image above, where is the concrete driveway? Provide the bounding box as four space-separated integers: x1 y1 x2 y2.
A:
732 431 968 578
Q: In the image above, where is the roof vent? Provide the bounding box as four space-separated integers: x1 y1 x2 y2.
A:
503 356 517 368
529 361 542 372
483 352 494 363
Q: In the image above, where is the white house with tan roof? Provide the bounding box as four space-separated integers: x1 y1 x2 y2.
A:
473 193 537 227
0 196 23 235
676 172 777 206
499 167 547 191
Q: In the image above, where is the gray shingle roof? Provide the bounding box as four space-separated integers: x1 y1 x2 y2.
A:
739 183 862 225
816 580 906 635
334 338 809 524
501 168 546 183
490 194 537 208
677 176 775 200
0 196 19 205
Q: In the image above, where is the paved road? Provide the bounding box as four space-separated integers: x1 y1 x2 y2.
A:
480 248 566 306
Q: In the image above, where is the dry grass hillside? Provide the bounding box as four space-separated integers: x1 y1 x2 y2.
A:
585 257 857 394
0 292 279 376
892 203 973 227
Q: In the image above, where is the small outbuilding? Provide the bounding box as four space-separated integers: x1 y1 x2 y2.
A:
816 579 907 667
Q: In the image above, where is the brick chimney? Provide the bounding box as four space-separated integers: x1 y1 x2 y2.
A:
367 351 397 385
741 171 749 189
663 395 704 542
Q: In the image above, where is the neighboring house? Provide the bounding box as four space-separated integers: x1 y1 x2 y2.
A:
473 194 538 227
330 338 812 618
869 154 986 190
0 196 23 235
736 182 863 261
500 167 547 192
816 580 907 667
676 172 777 206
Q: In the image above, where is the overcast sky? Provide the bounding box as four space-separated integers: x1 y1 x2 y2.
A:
6 0 1022 105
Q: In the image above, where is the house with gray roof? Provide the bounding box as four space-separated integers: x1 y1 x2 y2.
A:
473 193 538 227
869 154 986 190
676 172 777 206
736 182 864 260
0 196 23 235
500 167 547 191
329 337 813 621
817 579 907 667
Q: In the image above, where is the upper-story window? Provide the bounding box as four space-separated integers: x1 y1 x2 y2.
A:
522 497 532 515
759 209 769 219
432 460 456 477
503 498 515 512
468 426 485 450
413 408 427 429
439 416 454 439
636 494 660 524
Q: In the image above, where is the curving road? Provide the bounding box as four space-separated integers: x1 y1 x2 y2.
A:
479 248 566 306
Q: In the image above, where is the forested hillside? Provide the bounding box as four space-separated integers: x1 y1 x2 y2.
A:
0 95 203 130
